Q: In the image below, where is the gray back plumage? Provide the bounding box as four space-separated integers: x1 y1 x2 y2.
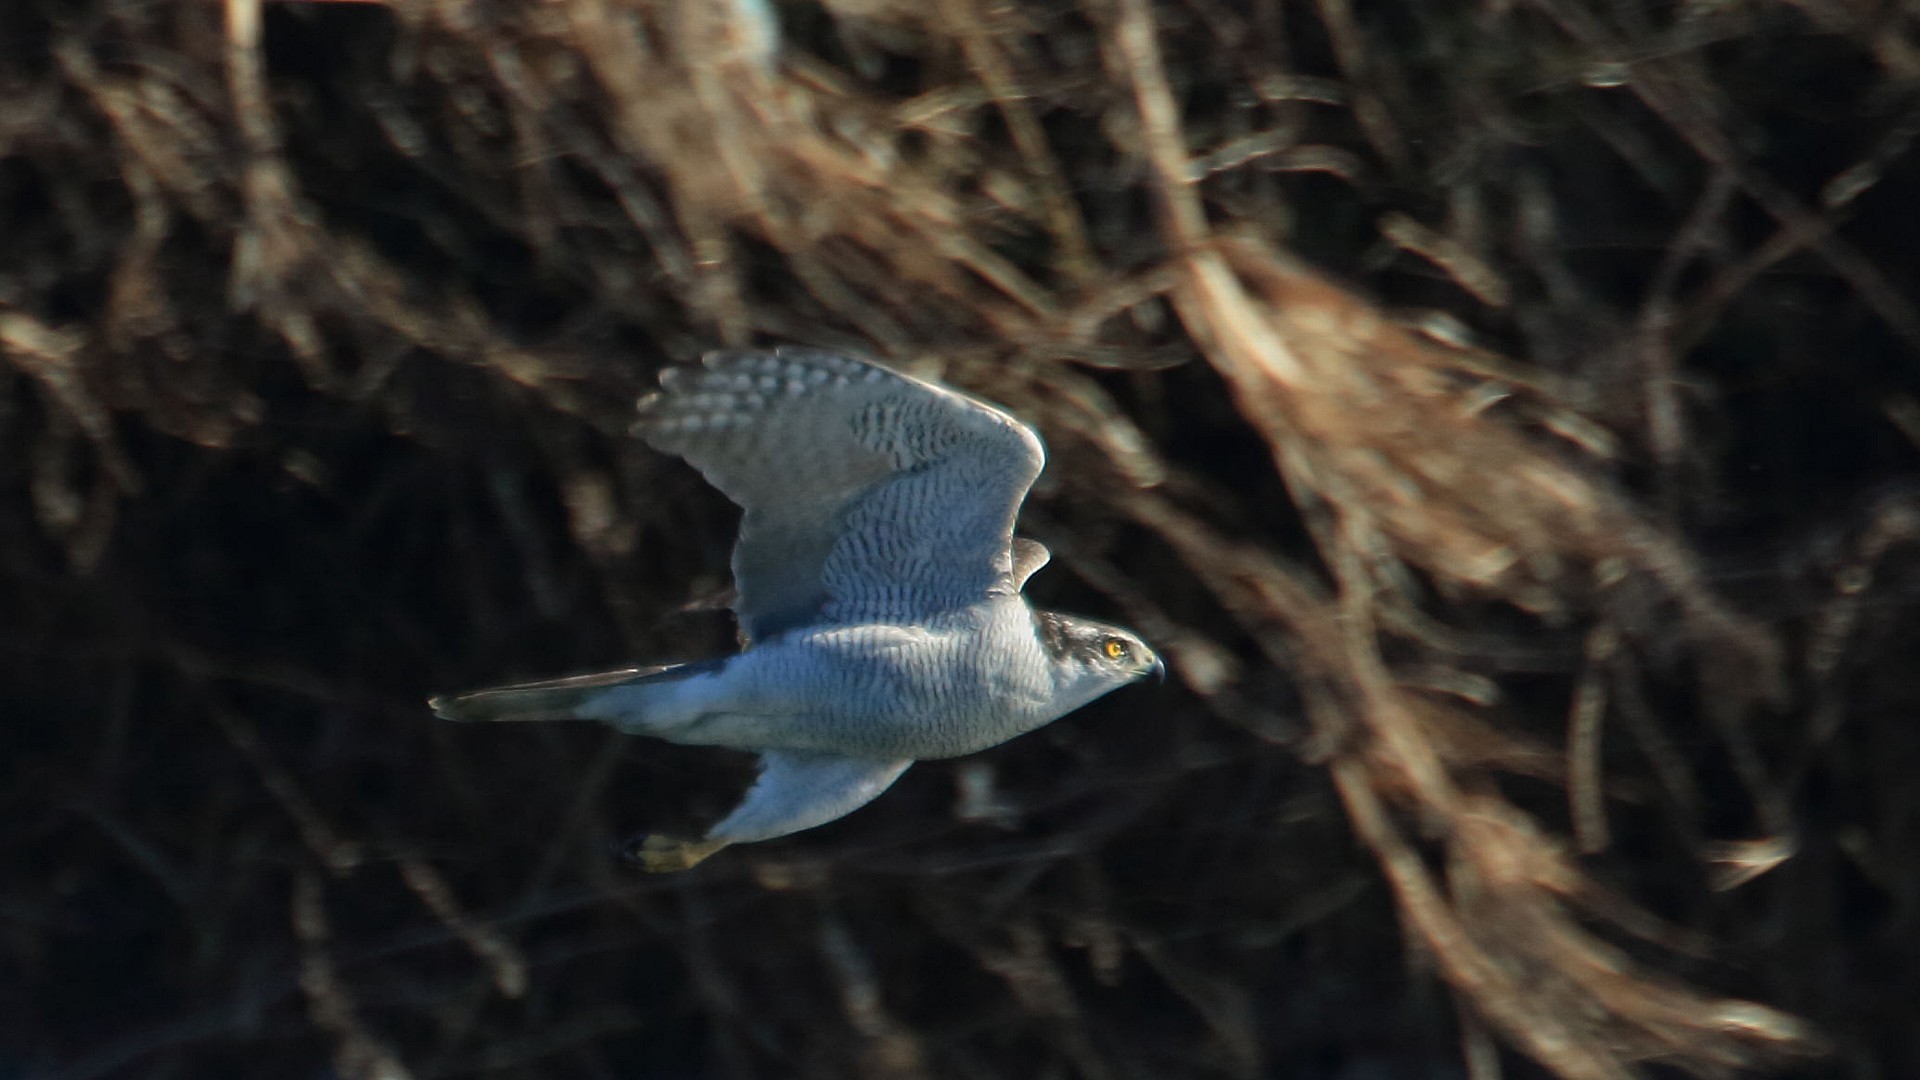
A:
633 348 1047 640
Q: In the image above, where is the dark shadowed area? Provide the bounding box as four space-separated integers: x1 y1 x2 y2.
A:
3 1 1918 1078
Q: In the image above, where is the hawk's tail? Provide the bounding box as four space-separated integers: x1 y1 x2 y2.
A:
429 661 719 724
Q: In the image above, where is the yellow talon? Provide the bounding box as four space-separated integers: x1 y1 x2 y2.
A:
627 834 730 873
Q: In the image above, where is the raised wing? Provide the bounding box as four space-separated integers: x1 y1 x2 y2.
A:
634 348 1046 640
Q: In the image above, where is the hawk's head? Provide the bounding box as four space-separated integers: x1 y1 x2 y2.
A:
1034 610 1164 715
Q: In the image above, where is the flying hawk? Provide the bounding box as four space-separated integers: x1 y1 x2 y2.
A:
431 348 1162 870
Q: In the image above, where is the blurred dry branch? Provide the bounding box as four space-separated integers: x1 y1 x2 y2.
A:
5 0 1918 1078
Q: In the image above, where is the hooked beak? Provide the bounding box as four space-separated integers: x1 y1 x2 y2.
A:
1148 654 1167 684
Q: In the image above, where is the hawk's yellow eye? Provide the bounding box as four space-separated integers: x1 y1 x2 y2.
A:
1104 638 1127 660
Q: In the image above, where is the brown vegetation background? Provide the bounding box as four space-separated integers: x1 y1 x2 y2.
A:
4 1 1919 1077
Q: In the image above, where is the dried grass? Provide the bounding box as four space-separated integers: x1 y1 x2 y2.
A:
5 0 1917 1077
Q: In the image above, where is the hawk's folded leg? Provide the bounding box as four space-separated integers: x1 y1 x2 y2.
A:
625 751 912 872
